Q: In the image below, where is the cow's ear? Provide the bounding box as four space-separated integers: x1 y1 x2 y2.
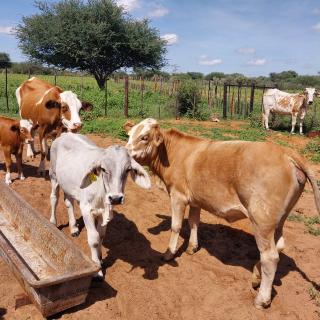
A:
10 123 20 132
80 161 102 189
124 120 135 133
81 101 93 111
45 100 61 109
130 157 151 189
152 125 163 147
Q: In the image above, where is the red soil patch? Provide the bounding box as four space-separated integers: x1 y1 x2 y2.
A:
0 132 319 319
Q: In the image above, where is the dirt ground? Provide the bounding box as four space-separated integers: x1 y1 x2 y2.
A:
0 123 320 320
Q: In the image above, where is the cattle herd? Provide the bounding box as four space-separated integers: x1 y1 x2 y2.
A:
0 77 319 310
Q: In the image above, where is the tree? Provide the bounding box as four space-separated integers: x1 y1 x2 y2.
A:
16 0 167 89
187 72 204 80
0 52 12 69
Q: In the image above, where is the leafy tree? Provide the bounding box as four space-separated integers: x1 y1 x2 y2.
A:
205 72 225 80
187 72 204 80
0 52 12 69
16 0 167 89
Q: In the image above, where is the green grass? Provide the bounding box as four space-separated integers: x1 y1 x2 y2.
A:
308 285 320 307
288 213 320 236
302 137 320 163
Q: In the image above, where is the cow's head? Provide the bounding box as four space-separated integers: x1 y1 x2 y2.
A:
11 119 34 144
46 91 93 132
80 146 150 224
304 88 316 105
125 118 163 165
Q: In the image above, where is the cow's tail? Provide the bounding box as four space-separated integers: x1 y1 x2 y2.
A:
288 151 320 214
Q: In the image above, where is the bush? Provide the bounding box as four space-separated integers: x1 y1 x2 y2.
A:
176 80 202 116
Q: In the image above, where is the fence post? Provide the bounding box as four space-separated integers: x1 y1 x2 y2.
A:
249 83 255 114
223 83 228 119
54 72 57 86
5 67 8 112
124 76 129 118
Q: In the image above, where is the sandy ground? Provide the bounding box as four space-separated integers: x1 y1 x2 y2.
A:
0 124 320 320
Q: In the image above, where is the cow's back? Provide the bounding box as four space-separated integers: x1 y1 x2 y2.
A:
18 77 61 123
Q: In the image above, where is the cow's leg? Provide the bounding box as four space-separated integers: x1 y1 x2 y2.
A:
81 203 103 278
26 129 36 158
163 195 186 261
3 148 12 185
37 127 47 176
96 215 108 264
290 113 297 134
299 109 306 135
253 227 279 309
15 151 25 181
252 224 285 289
263 109 270 130
49 178 60 226
65 195 79 236
186 206 200 255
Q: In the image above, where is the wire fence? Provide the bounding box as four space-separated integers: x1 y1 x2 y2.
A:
0 68 319 129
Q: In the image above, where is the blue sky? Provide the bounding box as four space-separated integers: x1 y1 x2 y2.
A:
1 0 320 76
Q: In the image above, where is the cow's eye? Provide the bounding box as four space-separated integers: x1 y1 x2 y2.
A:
61 105 69 112
141 135 148 141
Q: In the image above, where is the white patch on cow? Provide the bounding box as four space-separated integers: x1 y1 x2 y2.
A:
36 87 55 106
27 77 36 82
19 119 33 132
15 86 22 112
127 118 158 144
60 91 82 130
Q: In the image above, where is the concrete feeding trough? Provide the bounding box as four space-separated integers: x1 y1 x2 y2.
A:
0 181 99 317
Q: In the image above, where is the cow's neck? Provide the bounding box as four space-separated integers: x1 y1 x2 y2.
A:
147 130 189 186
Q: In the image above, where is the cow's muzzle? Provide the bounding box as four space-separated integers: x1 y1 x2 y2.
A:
308 101 313 105
108 195 124 205
25 138 34 144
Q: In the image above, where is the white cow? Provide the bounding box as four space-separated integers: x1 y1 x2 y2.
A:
263 88 316 134
49 132 151 278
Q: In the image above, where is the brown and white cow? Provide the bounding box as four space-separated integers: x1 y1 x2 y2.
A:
0 116 33 184
16 77 92 174
125 118 320 309
263 88 316 134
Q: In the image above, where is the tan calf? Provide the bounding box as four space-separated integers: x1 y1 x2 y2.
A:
125 118 320 309
0 116 33 184
16 77 92 175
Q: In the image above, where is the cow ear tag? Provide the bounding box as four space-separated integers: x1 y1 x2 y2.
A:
89 172 97 182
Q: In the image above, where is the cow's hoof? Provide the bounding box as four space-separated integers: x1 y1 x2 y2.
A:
186 245 198 255
5 180 12 185
20 175 25 181
162 249 175 261
71 230 80 237
254 296 271 309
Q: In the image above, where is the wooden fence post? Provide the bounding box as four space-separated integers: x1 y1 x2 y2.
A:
54 72 57 86
124 76 129 118
223 83 228 119
5 67 8 111
249 83 255 114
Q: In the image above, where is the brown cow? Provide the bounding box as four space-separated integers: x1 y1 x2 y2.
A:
125 118 320 309
0 116 33 184
16 77 92 175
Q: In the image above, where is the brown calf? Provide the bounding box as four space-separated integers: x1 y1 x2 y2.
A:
125 118 320 309
0 116 33 184
16 77 92 175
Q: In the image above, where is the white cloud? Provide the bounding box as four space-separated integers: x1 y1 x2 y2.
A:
199 55 222 66
312 22 320 32
0 26 14 35
148 6 169 18
236 47 256 55
247 58 266 66
161 33 179 45
115 0 139 11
